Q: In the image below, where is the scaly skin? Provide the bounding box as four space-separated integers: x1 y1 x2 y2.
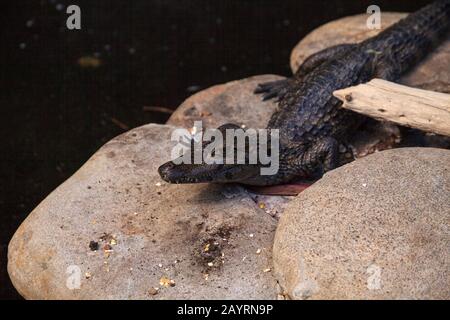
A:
159 0 450 186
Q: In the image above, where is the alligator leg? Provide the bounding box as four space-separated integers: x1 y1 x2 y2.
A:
374 57 401 81
254 43 356 102
300 137 340 174
338 140 356 165
249 137 340 196
254 79 293 101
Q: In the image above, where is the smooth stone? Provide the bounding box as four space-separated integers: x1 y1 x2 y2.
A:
8 124 278 299
273 148 450 299
290 13 450 93
167 74 284 129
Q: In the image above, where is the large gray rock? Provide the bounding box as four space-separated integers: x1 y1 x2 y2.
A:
274 148 450 299
8 124 278 299
291 13 450 93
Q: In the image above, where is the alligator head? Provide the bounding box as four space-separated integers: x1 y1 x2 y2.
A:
158 123 281 186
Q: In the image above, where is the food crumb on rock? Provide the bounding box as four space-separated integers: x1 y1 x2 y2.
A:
148 287 159 295
160 276 176 287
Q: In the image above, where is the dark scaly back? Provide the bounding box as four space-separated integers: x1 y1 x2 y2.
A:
270 0 450 142
268 48 374 145
364 0 450 79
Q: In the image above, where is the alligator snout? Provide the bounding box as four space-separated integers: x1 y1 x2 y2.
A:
158 161 178 183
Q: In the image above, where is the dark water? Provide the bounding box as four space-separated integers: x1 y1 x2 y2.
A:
0 0 430 299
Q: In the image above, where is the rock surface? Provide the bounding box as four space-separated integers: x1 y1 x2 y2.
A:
167 74 284 129
8 124 278 299
290 13 450 93
273 148 450 300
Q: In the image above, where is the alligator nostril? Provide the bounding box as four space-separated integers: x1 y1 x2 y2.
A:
158 162 172 180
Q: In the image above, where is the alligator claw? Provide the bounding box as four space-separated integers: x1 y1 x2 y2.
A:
254 79 291 102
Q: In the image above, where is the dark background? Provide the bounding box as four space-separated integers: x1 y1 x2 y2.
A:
0 0 430 299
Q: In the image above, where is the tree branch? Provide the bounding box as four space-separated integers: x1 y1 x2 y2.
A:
333 79 450 136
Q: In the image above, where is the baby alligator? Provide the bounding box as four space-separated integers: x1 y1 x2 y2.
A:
159 0 450 186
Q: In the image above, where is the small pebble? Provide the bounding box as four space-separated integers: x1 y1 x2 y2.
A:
186 85 201 93
159 277 175 287
148 287 159 295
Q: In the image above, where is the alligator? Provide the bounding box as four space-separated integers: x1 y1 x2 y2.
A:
159 0 450 186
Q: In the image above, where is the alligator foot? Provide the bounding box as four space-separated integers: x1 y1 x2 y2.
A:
254 79 291 101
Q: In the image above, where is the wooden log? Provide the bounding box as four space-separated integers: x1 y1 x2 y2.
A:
333 79 450 137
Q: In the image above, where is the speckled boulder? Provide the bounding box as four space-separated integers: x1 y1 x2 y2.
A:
8 124 278 299
291 13 450 93
167 75 284 129
273 148 450 300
